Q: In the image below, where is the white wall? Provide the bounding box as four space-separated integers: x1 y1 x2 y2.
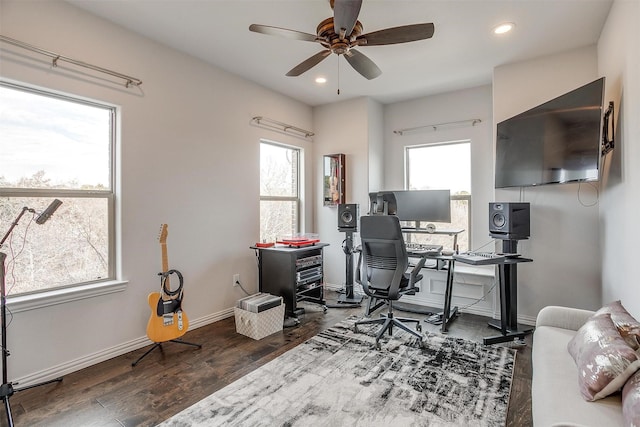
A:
0 0 313 384
313 97 377 289
493 46 602 318
382 85 499 318
383 85 495 252
597 0 640 319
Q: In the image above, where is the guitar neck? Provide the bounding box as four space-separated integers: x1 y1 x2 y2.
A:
161 242 170 289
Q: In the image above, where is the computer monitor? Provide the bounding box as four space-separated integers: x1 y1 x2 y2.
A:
393 190 451 223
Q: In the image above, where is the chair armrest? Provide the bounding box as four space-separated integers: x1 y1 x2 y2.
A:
535 306 595 331
408 257 426 287
355 251 362 284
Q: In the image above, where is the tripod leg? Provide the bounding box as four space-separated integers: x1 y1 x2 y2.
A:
169 339 202 349
131 343 162 367
14 377 63 393
3 395 14 427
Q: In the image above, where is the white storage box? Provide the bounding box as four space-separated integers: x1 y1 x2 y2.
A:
234 298 284 340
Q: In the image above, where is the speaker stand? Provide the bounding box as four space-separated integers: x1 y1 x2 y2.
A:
482 239 534 345
336 229 363 306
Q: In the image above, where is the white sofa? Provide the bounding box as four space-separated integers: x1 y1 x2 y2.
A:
532 305 624 426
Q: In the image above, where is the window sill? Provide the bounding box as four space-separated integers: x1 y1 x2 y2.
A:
6 280 128 314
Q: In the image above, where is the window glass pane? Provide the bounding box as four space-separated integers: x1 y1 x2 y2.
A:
0 196 109 295
0 86 111 190
259 200 298 243
260 143 298 197
0 82 114 297
407 142 470 194
405 141 471 251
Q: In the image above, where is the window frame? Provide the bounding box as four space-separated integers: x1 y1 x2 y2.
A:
0 80 122 307
404 140 472 249
259 139 302 240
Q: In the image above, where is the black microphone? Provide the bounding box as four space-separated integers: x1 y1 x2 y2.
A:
35 199 63 225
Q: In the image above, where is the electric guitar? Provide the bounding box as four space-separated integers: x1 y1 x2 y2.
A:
146 224 189 343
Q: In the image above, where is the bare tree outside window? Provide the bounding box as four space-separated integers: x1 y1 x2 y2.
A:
405 141 471 251
0 82 114 296
259 141 300 242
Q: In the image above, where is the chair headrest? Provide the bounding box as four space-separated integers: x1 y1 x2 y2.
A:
360 215 403 240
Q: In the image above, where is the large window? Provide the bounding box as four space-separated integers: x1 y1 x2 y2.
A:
405 140 471 251
0 82 115 296
259 140 301 242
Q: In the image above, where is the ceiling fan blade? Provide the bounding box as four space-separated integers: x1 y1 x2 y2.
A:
357 23 435 46
344 49 381 80
249 24 318 42
333 0 362 37
286 50 332 76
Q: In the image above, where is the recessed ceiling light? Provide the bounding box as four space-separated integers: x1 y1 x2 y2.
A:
315 76 327 84
493 22 515 35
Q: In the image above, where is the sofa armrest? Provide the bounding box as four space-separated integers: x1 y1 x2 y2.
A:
536 306 595 331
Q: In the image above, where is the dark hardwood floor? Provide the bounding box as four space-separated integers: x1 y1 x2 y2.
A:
2 292 532 426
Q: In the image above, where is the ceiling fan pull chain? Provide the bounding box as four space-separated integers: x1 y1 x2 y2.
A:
337 55 341 95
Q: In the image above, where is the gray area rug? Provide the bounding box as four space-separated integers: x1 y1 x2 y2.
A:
159 316 515 426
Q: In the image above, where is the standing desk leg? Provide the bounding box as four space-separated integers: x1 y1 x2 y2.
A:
440 259 458 333
484 240 534 345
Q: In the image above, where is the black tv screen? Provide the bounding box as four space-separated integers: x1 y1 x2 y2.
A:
495 77 605 188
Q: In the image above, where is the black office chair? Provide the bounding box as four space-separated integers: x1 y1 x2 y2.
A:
354 215 426 348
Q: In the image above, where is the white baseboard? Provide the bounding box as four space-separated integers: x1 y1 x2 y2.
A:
14 307 235 388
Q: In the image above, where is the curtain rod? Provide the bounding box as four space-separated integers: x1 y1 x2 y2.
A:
393 119 482 136
0 35 143 88
251 116 314 140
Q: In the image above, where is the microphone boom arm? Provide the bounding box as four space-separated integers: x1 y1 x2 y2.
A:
0 206 35 249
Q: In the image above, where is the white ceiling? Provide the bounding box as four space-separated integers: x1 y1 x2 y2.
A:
66 0 613 107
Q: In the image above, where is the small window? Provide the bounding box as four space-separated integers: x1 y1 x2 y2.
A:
405 140 471 251
259 140 301 242
0 82 115 296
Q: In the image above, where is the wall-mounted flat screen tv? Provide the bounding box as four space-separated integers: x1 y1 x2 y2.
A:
495 77 605 188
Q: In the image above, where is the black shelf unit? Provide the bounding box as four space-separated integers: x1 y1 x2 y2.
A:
252 244 328 317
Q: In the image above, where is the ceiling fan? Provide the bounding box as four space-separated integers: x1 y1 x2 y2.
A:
249 0 435 80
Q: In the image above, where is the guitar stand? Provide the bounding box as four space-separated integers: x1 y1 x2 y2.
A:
131 339 202 367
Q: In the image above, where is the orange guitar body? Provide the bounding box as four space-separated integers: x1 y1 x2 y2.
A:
146 224 189 343
146 291 189 343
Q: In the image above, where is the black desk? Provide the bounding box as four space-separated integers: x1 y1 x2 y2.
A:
453 243 534 345
406 251 458 334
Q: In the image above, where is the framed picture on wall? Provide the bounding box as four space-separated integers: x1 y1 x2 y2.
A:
323 153 345 206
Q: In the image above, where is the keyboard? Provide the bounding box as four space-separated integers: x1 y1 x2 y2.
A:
405 242 443 255
453 252 506 265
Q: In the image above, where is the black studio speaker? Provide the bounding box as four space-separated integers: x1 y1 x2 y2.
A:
489 202 530 240
338 204 359 230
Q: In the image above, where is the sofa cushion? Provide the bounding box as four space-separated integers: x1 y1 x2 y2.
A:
532 324 624 426
623 370 640 427
568 313 640 401
594 300 640 350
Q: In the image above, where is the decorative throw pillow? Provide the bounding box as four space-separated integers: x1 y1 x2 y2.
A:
567 313 640 401
595 300 640 350
623 370 640 427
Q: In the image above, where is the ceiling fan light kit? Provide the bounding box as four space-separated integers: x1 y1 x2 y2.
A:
249 0 435 80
